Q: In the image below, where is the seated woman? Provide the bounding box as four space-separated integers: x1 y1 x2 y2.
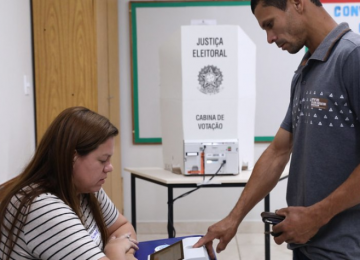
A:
0 107 138 260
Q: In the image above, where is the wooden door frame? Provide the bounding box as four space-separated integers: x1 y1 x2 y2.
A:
95 0 123 213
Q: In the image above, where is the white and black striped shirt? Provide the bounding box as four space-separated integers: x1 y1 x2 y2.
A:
1 188 119 260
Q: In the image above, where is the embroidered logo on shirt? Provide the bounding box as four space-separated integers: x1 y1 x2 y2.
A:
292 91 356 130
310 98 328 110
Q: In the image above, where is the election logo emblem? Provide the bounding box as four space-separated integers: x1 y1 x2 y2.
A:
198 65 223 95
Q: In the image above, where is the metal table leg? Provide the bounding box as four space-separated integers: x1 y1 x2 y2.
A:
131 174 137 231
265 194 270 260
167 186 174 238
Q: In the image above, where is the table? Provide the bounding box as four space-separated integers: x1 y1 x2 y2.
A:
125 167 289 260
135 235 216 260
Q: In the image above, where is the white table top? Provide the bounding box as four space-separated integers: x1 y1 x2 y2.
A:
124 165 289 185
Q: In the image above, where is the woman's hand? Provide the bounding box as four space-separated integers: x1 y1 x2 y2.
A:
104 233 139 259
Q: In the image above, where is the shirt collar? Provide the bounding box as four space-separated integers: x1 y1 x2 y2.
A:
304 22 351 63
310 23 350 61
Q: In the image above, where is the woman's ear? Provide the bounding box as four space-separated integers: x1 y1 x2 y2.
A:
73 150 78 163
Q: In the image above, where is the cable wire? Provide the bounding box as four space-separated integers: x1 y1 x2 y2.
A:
167 160 226 237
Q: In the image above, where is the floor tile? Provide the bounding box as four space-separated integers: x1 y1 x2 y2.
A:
211 237 240 260
137 233 166 242
236 233 292 260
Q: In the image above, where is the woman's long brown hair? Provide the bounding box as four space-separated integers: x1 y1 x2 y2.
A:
0 107 118 259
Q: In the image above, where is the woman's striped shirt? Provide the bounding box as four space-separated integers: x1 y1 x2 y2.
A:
0 188 119 260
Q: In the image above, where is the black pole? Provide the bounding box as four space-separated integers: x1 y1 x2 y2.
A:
131 174 137 231
265 194 270 260
167 187 174 238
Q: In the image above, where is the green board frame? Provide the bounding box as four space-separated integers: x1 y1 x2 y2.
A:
129 0 275 144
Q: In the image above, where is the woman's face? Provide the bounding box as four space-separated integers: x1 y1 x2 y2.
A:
73 137 115 194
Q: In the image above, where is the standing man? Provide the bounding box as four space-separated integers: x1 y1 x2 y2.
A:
194 0 360 259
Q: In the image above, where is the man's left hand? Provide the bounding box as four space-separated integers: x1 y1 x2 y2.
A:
272 206 324 245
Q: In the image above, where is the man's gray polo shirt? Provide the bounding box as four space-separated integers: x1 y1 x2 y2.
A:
281 23 360 259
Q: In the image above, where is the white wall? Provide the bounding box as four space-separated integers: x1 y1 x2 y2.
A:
0 0 35 184
0 0 287 230
118 0 288 229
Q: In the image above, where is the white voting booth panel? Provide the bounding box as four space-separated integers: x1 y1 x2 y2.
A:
160 25 256 175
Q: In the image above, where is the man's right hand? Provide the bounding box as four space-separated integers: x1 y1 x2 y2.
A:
193 216 239 259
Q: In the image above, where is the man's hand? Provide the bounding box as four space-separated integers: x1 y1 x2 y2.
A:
272 206 325 245
193 216 238 259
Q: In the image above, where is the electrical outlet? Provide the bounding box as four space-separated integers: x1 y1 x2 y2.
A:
23 75 31 96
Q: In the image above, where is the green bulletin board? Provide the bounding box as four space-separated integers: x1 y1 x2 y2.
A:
129 0 304 144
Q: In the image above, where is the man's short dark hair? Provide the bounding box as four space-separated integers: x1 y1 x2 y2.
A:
251 0 322 14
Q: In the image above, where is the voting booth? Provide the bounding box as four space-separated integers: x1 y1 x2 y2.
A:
159 25 256 175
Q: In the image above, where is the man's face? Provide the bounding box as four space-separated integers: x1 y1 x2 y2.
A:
254 2 306 54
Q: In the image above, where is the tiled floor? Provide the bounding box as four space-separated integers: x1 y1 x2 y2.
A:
137 232 292 260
